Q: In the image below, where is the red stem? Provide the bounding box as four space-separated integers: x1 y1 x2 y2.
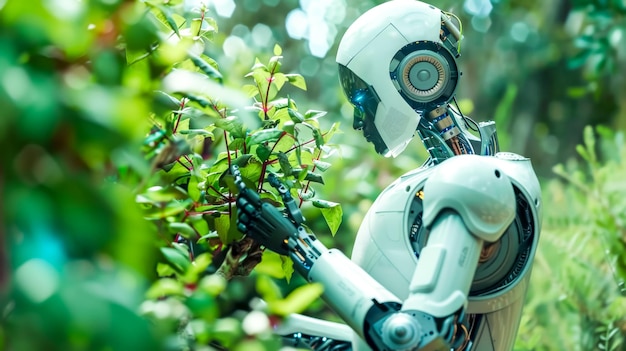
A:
173 98 187 134
177 159 191 171
262 60 278 120
183 155 194 170
206 184 230 202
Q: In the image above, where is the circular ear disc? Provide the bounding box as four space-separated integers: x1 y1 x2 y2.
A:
390 41 460 109
398 50 450 102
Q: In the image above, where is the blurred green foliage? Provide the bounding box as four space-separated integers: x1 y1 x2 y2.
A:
516 126 626 350
2 0 626 350
0 0 338 349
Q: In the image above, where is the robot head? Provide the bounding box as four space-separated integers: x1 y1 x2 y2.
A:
336 0 462 157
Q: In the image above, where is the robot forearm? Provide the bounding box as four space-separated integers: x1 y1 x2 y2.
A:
271 219 405 342
287 230 447 350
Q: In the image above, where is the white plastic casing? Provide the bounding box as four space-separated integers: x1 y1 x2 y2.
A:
350 154 542 351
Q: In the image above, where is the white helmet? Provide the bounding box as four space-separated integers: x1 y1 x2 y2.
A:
336 0 462 157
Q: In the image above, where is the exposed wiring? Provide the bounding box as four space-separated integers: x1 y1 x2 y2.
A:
444 11 463 53
452 96 479 132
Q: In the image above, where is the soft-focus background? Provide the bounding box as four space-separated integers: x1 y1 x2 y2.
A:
2 0 626 350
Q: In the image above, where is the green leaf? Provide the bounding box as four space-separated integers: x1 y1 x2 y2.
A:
203 16 218 32
277 152 292 175
188 52 223 82
198 274 227 296
313 128 324 148
197 231 219 243
126 49 151 65
161 247 191 272
269 55 283 73
312 200 343 236
256 144 271 162
294 170 324 184
167 222 197 239
154 4 181 38
190 18 202 37
187 175 204 202
156 263 176 277
295 168 308 182
267 283 324 316
243 84 259 98
183 253 213 283
313 160 331 172
273 72 287 91
288 108 304 123
256 274 283 302
576 144 590 162
215 214 231 244
273 44 283 56
247 128 285 146
146 278 184 299
281 255 294 283
211 318 243 348
215 116 246 138
283 120 295 136
186 290 219 321
137 186 188 203
154 91 182 110
249 58 268 72
304 110 327 119
255 251 287 279
285 73 307 90
143 199 193 219
271 98 290 109
178 129 214 137
582 125 597 164
324 122 342 143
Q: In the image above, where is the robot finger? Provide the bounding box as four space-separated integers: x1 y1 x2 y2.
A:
244 203 257 216
241 188 261 204
237 222 248 234
239 212 250 225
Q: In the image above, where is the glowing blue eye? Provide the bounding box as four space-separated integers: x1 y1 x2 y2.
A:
352 89 367 106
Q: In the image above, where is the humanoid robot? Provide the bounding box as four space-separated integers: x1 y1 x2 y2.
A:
232 1 542 350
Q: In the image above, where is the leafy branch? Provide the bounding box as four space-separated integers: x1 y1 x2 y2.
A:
126 3 344 349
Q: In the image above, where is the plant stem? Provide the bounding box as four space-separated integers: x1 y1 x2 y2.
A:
262 60 278 120
206 184 230 202
177 159 191 171
183 155 194 170
257 131 287 191
186 210 229 216
173 98 187 134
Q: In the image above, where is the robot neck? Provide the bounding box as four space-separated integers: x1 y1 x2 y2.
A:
417 105 500 164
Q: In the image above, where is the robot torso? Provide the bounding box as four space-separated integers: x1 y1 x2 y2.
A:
350 152 542 351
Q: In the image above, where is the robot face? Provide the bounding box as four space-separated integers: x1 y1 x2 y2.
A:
336 0 463 157
338 64 389 155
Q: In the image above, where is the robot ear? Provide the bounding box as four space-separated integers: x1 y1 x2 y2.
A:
390 41 460 110
396 49 451 103
389 11 463 110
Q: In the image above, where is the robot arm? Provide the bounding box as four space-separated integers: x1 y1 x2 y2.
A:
233 165 404 344
231 155 517 351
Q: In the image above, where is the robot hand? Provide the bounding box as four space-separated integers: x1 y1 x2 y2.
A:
231 165 327 275
231 165 300 255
